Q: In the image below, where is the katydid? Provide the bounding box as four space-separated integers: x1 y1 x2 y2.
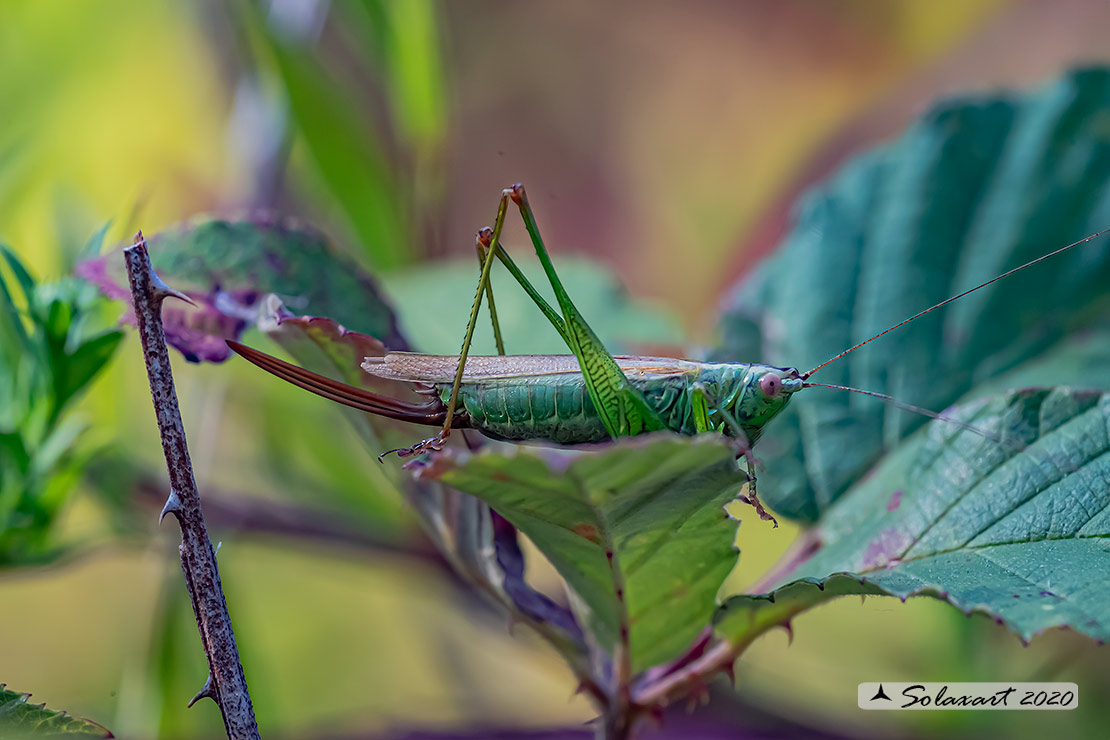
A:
228 183 1109 526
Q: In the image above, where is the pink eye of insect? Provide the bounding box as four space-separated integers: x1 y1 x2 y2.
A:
760 373 782 397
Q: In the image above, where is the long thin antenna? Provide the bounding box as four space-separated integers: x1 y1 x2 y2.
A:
803 382 1001 443
802 229 1110 379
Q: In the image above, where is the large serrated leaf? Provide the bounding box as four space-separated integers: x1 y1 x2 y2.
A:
713 68 1110 521
719 388 1110 646
427 435 749 671
0 685 111 738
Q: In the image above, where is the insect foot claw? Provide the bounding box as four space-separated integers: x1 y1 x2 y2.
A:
739 486 779 528
378 433 450 462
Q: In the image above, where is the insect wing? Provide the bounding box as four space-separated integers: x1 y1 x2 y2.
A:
362 352 699 383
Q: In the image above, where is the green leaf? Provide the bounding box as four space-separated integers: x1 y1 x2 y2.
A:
1 246 36 305
53 330 123 411
346 0 446 148
713 68 1110 521
0 246 31 359
245 5 411 269
0 246 121 566
720 388 1110 646
77 219 409 362
380 257 684 356
430 434 749 671
0 685 111 738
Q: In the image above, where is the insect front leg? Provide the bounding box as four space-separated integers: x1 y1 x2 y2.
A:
691 383 777 528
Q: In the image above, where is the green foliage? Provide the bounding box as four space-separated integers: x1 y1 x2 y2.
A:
242 0 448 269
0 685 110 738
719 387 1110 645
433 435 746 671
714 68 1110 522
0 243 122 565
72 65 1110 723
381 257 684 356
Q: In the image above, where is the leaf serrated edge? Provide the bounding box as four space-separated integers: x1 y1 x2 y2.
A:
0 684 114 737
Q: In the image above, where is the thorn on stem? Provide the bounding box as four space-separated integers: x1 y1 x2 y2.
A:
721 661 736 688
160 489 183 523
187 674 216 708
779 620 794 646
131 231 196 307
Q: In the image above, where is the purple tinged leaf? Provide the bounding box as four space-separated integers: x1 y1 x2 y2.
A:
76 218 408 362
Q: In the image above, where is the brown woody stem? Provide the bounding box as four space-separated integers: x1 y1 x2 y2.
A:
124 233 260 740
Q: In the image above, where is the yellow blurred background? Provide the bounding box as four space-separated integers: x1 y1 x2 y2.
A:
2 1 1109 738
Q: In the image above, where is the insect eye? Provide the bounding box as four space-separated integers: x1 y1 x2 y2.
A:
759 373 782 397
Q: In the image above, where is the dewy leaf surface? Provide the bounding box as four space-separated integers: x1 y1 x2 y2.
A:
0 685 111 737
718 388 1110 646
428 435 749 671
713 69 1110 521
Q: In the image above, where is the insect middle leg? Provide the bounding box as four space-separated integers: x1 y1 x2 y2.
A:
692 383 778 527
380 190 518 459
384 185 578 459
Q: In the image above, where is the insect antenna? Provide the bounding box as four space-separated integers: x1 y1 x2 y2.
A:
801 229 1110 380
802 381 1003 444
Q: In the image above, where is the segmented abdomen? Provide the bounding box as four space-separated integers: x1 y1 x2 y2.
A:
444 375 695 444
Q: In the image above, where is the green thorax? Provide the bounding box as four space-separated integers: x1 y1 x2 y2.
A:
439 363 787 445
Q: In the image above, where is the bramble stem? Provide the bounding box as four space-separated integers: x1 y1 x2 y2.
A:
124 233 260 740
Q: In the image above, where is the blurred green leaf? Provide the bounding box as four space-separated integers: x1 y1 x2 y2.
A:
720 388 1110 646
1 245 36 304
0 685 111 738
0 246 121 565
346 0 446 148
56 332 123 410
381 257 684 356
713 68 1110 522
0 248 30 358
245 3 412 269
430 434 748 671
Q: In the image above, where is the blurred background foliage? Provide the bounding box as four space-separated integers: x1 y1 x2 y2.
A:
2 1 1110 738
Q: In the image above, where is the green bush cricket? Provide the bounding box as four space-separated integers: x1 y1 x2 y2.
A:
229 183 1108 526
